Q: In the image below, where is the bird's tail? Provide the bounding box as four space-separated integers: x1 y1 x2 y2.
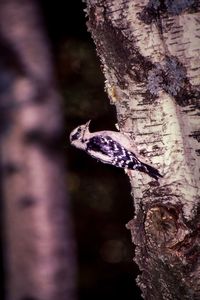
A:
137 162 163 180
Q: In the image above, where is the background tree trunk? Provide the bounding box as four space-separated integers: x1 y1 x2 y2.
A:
84 0 200 299
0 0 76 299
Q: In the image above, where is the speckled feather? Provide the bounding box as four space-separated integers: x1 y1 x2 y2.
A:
87 136 141 169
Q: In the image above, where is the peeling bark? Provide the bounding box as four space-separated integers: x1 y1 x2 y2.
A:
0 1 76 299
83 0 200 299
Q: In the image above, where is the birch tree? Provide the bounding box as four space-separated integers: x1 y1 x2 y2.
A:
83 0 200 299
0 1 76 299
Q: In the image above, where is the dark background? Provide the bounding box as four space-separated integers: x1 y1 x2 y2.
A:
0 0 142 299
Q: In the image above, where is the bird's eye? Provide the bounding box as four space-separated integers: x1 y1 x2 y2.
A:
71 128 82 141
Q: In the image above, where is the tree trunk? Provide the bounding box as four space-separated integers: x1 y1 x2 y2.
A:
0 1 76 299
83 0 200 299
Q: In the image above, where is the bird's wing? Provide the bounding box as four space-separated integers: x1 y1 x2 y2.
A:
87 135 141 168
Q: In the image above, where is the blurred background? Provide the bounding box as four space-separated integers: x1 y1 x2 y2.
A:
0 0 142 299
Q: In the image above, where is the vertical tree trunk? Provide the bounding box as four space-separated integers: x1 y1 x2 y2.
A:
0 1 76 299
84 0 200 299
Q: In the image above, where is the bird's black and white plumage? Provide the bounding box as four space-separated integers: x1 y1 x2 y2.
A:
70 120 162 180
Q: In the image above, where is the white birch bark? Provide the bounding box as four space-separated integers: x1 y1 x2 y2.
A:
84 0 200 299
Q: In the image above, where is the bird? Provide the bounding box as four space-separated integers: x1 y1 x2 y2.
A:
70 120 163 180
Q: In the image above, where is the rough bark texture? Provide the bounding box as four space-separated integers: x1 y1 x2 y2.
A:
0 1 76 299
84 0 200 299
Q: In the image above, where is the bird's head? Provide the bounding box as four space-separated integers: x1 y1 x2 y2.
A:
69 120 91 150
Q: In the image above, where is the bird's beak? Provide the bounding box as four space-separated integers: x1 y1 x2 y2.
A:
85 120 91 131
